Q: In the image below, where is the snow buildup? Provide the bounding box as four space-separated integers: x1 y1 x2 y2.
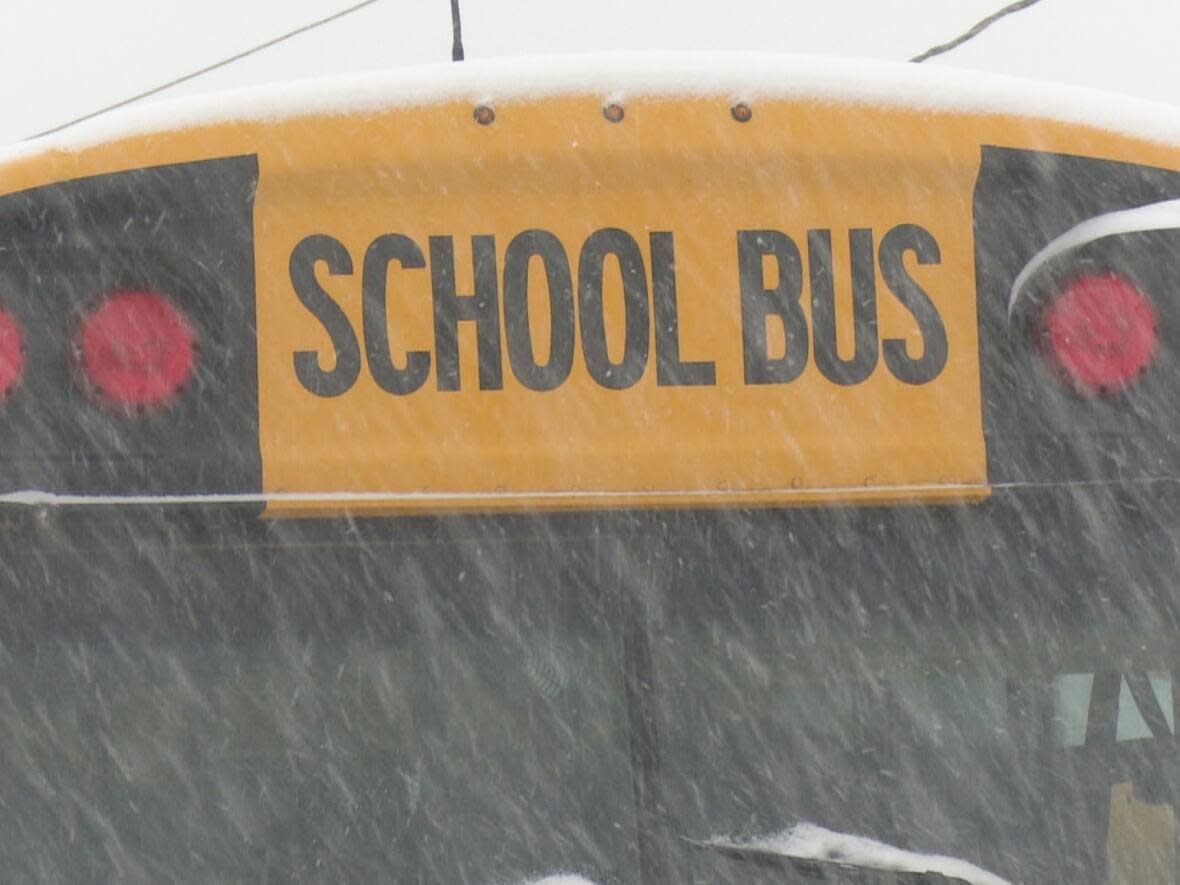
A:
10 50 1180 162
707 822 1012 885
1008 197 1180 317
513 877 599 885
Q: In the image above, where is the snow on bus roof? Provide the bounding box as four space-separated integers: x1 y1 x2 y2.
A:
7 50 1180 163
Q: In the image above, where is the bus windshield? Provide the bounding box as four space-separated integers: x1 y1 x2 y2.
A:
4 489 1178 884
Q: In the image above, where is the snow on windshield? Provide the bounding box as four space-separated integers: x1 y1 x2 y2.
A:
707 822 1012 885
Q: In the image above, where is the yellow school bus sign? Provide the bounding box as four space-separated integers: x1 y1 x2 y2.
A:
1 57 1178 514
260 93 977 515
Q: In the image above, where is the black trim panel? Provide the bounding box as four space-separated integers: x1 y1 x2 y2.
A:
0 155 261 497
974 146 1180 486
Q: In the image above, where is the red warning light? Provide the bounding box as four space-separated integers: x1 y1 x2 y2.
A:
0 310 25 400
75 290 196 413
1038 272 1158 396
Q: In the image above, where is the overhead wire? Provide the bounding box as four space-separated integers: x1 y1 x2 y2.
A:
28 0 379 140
29 0 1044 139
451 0 464 61
911 0 1046 63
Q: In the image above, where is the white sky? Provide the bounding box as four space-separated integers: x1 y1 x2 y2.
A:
3 0 1180 148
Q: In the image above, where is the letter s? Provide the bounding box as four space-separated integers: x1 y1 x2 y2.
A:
878 224 948 385
290 234 361 397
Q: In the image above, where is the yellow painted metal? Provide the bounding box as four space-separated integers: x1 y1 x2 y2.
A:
3 90 1179 515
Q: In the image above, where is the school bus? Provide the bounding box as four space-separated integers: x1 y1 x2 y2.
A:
2 54 1180 883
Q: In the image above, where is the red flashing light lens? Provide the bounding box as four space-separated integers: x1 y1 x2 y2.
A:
77 291 196 412
1038 273 1157 396
0 310 24 400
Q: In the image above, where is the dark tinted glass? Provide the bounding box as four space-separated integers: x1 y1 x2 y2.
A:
1 491 1178 884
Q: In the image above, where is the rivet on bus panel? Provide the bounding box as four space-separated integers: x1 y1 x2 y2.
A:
731 102 753 122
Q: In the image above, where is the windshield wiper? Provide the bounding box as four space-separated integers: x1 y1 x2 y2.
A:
685 822 1012 885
